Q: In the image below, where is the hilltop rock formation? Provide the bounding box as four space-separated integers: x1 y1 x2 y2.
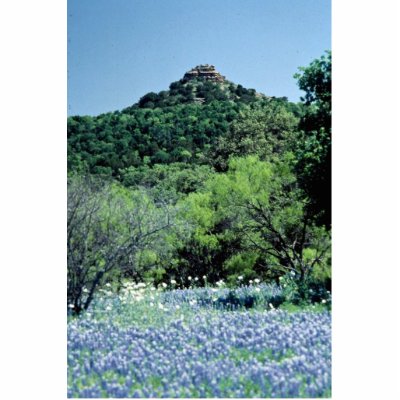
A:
183 64 226 83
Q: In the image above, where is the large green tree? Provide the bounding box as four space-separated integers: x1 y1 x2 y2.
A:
294 51 331 227
180 156 331 286
67 175 181 313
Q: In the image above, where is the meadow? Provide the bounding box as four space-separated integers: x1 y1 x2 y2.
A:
68 282 331 398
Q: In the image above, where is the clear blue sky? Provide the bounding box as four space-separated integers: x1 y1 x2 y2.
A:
68 0 331 116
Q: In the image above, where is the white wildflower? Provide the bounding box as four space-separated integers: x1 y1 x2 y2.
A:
175 305 181 310
321 299 327 304
162 282 167 288
150 302 154 307
254 278 260 283
255 287 261 292
82 288 89 293
188 276 192 281
238 276 243 280
105 283 111 287
68 304 75 309
171 279 177 284
106 306 112 311
249 280 253 284
158 303 164 309
203 275 206 280
269 303 274 309
194 277 199 281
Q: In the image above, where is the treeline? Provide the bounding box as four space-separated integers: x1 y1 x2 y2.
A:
67 51 331 313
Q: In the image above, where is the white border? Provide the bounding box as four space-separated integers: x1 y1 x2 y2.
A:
333 0 399 399
1 1 66 399
1 1 399 399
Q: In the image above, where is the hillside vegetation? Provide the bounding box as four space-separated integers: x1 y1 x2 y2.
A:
67 53 331 314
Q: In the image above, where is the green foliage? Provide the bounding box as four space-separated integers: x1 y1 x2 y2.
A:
67 77 300 183
280 268 331 306
67 174 185 313
119 162 214 202
294 51 331 227
224 252 258 284
67 57 331 307
294 51 331 108
133 78 259 108
67 77 263 177
68 101 243 175
211 102 298 170
179 156 330 288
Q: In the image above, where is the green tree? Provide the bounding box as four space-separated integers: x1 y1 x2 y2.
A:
119 162 214 202
67 175 179 313
182 156 330 286
211 102 298 171
294 51 331 227
295 51 331 109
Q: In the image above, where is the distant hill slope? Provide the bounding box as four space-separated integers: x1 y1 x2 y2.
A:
68 65 300 177
123 64 268 111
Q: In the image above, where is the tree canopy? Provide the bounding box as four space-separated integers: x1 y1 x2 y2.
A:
67 54 332 312
293 51 332 227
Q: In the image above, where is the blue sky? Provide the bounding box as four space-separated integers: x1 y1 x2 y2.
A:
68 0 331 116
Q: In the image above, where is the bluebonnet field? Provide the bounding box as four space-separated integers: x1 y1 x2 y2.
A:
68 281 331 398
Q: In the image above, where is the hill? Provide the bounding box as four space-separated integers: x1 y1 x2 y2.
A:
124 64 268 111
67 65 302 178
67 53 331 322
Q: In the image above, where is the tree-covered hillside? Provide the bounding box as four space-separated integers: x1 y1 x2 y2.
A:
68 65 302 177
68 55 331 314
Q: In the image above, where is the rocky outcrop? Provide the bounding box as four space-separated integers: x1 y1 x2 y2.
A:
183 64 225 82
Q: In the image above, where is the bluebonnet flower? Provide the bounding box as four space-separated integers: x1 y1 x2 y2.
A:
68 286 331 398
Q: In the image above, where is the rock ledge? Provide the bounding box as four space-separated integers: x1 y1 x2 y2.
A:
183 64 225 82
